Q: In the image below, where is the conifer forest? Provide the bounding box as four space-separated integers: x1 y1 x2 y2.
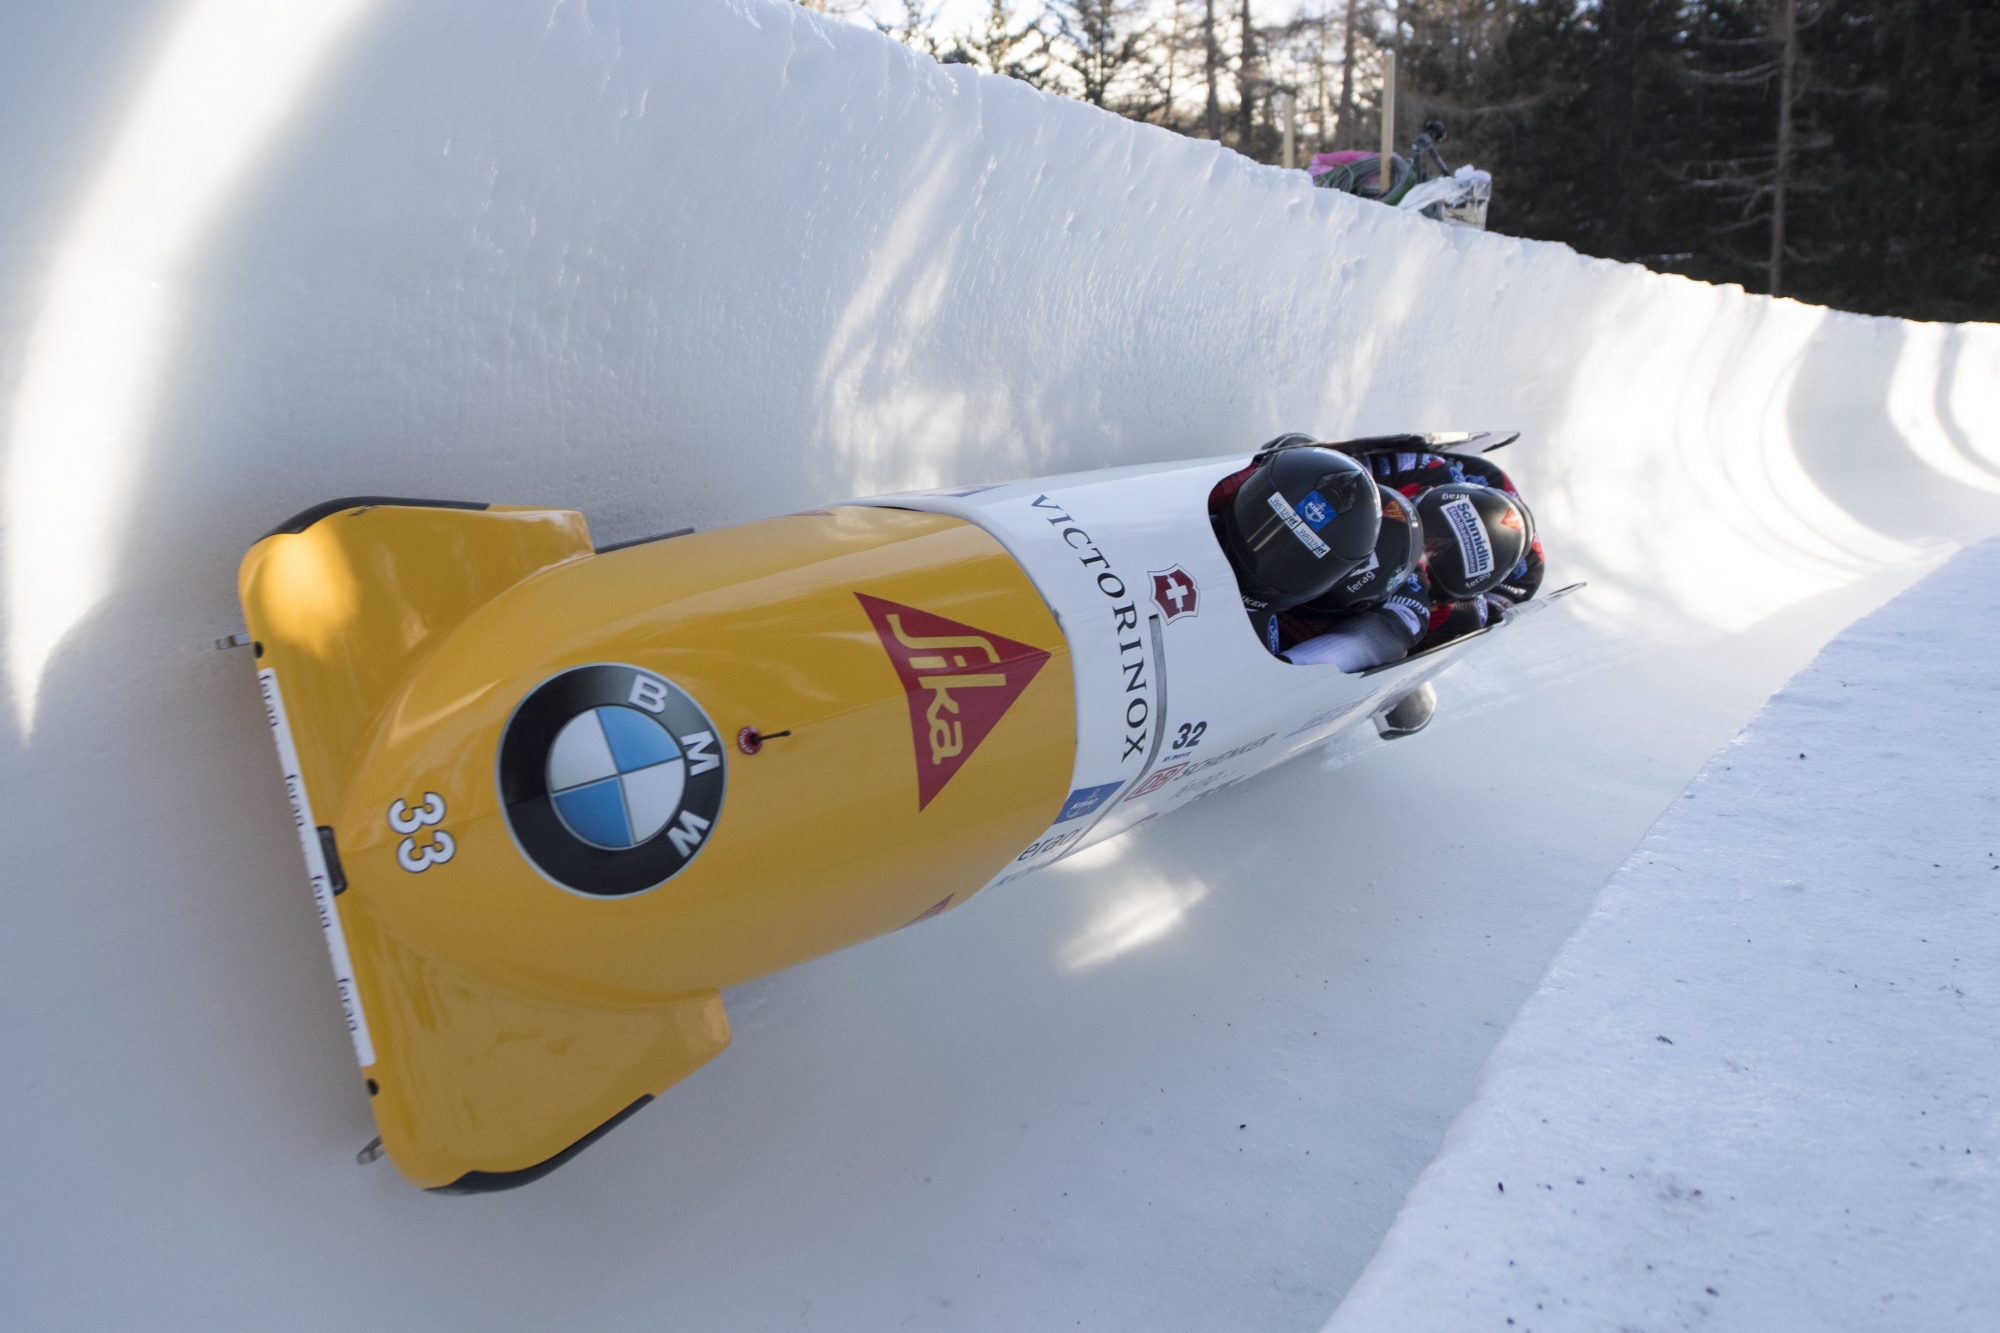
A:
851 0 1998 322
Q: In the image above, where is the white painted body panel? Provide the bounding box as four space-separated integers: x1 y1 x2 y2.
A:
854 457 1491 889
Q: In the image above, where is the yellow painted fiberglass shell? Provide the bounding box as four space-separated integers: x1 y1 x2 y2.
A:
239 501 1075 1191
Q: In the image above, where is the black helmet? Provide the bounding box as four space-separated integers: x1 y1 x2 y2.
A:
1255 431 1320 454
1306 485 1423 611
1220 443 1381 611
1416 483 1531 599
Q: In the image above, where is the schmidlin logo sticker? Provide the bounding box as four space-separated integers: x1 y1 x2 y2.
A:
856 594 1051 810
1149 566 1199 624
1440 497 1495 582
497 664 726 898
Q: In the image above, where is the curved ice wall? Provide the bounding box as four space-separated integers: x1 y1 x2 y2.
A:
7 0 1997 733
2 0 1996 1326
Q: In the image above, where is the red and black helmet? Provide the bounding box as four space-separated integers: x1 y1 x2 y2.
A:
1304 485 1423 611
1415 483 1532 599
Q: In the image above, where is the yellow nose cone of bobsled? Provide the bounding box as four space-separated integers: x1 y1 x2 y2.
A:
240 501 1074 1190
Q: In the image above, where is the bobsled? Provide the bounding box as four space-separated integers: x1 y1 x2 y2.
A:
238 450 1551 1192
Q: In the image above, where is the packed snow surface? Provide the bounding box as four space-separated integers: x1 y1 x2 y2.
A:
2 1 1998 1329
1328 541 2000 1332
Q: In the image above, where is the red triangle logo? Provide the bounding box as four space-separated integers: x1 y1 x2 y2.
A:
856 593 1052 810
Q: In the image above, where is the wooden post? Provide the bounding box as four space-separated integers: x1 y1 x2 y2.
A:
1770 0 1796 296
1378 51 1396 195
1336 0 1359 146
1281 92 1296 169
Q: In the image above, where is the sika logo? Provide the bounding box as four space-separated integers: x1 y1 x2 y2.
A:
1149 566 1199 623
856 594 1051 810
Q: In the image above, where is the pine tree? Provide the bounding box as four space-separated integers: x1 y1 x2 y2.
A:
866 0 1997 320
1047 0 1154 108
1788 0 2000 319
963 0 1053 83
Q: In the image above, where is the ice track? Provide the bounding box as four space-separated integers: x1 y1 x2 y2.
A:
2 2 1997 1329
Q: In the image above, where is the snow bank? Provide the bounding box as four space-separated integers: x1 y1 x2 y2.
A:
1328 541 2000 1332
3 1 2000 1328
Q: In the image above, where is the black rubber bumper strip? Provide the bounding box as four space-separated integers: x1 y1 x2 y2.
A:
262 496 489 541
428 1096 654 1195
594 526 695 554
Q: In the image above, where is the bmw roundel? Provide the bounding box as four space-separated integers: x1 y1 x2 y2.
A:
498 664 726 897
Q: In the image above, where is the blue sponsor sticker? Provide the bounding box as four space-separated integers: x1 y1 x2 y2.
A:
1265 614 1282 653
1296 489 1335 530
1055 781 1123 823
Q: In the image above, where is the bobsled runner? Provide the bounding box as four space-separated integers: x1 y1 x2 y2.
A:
238 446 1562 1192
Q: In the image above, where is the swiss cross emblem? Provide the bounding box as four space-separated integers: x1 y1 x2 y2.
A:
855 594 1052 810
1149 566 1199 623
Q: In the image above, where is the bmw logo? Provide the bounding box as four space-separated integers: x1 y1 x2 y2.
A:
497 664 727 897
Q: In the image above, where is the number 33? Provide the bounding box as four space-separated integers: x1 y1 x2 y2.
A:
388 793 455 872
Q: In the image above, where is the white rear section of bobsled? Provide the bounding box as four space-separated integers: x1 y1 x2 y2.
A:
863 458 1484 881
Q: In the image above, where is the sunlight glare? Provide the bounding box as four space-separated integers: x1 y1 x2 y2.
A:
1061 873 1208 972
3 0 378 732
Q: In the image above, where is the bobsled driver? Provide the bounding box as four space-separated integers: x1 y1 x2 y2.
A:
1211 433 1544 672
1208 437 1382 655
